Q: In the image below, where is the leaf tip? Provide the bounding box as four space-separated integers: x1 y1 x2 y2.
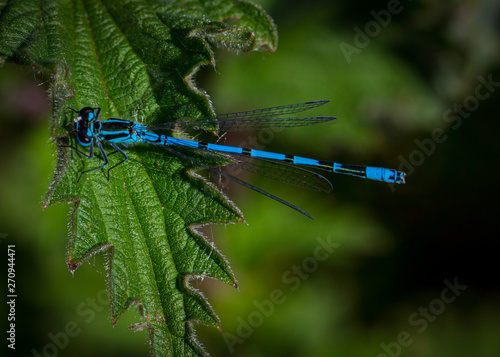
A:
67 260 79 274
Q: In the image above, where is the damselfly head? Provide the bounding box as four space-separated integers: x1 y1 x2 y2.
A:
72 107 97 146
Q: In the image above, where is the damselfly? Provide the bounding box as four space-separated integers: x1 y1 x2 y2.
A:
67 100 405 218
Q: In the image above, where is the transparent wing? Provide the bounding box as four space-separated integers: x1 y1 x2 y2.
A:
160 146 314 219
227 154 333 193
177 146 333 193
147 100 335 132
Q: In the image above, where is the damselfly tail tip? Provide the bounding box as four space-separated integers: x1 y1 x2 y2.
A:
396 171 406 184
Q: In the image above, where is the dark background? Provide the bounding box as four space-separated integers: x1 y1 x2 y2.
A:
1 0 499 356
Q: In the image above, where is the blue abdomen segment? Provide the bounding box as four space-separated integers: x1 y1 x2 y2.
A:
164 137 200 148
207 143 244 154
333 163 405 183
293 156 320 166
366 167 398 183
250 149 285 160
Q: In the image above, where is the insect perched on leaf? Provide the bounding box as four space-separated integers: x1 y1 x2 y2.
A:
67 100 405 218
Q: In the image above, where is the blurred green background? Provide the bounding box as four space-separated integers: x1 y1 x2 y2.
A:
1 0 499 356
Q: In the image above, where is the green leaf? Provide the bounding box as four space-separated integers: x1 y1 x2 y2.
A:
0 0 277 355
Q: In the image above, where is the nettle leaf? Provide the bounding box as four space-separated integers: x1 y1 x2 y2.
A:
0 0 277 355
